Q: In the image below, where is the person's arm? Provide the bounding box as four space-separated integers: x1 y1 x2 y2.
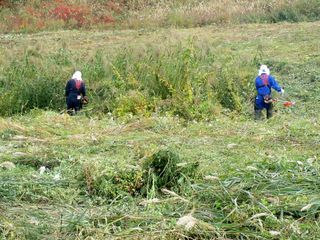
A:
269 76 282 93
255 77 260 90
65 80 71 97
81 82 86 96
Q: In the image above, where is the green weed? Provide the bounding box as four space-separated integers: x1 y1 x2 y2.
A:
0 41 254 119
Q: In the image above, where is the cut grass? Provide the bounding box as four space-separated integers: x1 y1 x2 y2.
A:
0 109 319 239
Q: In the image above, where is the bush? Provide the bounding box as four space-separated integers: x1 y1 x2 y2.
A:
106 41 250 119
114 90 150 117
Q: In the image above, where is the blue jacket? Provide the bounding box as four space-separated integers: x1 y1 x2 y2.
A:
65 79 86 108
65 79 86 99
255 75 281 109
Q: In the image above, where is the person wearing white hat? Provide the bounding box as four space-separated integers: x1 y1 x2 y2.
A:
254 65 284 119
65 71 87 115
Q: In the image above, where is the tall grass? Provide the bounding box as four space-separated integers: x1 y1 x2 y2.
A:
0 42 256 118
0 49 68 116
90 41 256 119
242 0 320 23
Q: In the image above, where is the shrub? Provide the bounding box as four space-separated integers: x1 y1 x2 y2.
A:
49 4 90 28
114 90 150 117
215 68 243 112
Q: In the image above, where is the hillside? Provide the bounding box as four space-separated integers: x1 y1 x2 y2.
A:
1 18 320 240
0 0 320 33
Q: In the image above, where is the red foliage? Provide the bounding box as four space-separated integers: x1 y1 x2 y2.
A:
1 0 120 32
99 15 115 24
50 4 90 27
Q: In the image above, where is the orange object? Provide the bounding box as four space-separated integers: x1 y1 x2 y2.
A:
283 101 295 107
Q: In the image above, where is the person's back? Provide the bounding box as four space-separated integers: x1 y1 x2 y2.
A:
65 71 86 115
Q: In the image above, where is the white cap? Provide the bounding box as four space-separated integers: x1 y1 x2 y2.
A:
72 71 82 81
258 65 270 75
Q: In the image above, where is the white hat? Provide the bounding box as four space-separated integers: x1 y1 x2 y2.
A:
258 65 270 75
72 71 82 81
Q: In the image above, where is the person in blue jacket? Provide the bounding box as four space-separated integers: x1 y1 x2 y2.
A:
254 65 284 119
65 71 88 115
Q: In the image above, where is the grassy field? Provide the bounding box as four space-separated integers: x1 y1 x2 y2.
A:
1 21 320 117
0 20 320 239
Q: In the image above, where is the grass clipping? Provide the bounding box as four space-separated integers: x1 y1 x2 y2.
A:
142 149 198 193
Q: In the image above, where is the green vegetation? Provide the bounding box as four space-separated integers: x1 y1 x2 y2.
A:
0 40 250 118
0 2 320 239
1 21 320 119
0 109 319 239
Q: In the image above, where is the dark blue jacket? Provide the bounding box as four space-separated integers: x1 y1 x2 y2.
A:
65 79 86 98
255 75 281 109
65 79 86 108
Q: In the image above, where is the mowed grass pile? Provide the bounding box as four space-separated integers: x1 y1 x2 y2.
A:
0 21 320 239
1 0 320 32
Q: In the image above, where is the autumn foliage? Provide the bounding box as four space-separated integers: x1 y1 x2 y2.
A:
1 0 320 33
0 0 116 32
50 4 89 27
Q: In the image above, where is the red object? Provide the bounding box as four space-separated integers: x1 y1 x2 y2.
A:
283 101 295 107
50 4 89 26
261 74 269 86
75 79 82 90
